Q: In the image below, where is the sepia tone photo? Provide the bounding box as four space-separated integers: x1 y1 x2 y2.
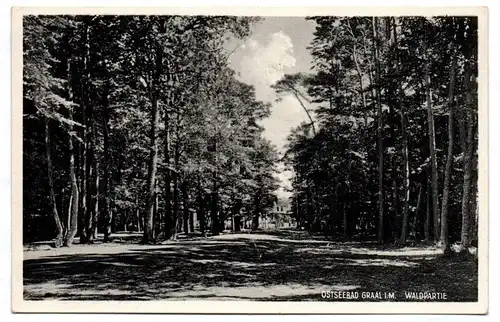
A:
12 6 488 314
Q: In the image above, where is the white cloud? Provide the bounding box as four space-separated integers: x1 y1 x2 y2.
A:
231 31 308 199
248 38 259 49
238 31 296 101
260 94 308 152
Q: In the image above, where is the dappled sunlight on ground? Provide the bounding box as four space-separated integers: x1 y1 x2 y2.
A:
165 283 359 300
347 247 443 257
23 230 478 301
216 232 330 244
341 258 419 268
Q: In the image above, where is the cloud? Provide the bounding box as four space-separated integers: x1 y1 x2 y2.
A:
260 95 307 152
238 31 297 101
260 94 308 200
231 30 308 199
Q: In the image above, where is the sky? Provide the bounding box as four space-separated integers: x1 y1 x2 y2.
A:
228 17 317 199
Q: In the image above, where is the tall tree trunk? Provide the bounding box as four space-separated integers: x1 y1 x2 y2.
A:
79 21 92 244
232 198 242 232
88 159 99 243
422 21 440 243
189 211 195 233
342 200 347 236
210 134 219 235
387 17 411 244
210 191 219 235
197 177 206 236
135 194 141 232
64 118 79 246
346 140 353 236
460 65 475 250
142 21 166 243
78 133 87 243
469 164 478 246
78 95 87 244
399 120 410 243
412 183 423 240
153 191 159 239
143 91 159 244
182 181 190 234
347 18 368 128
102 80 111 243
439 53 457 249
171 147 180 238
63 54 79 247
83 126 94 244
372 17 384 244
425 177 430 242
44 119 64 247
163 110 173 239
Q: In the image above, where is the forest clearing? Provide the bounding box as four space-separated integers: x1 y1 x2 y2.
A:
23 229 477 301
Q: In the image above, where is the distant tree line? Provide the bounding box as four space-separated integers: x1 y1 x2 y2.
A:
23 15 279 245
277 16 478 251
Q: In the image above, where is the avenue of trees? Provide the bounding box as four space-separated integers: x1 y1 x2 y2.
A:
23 15 279 245
278 16 478 251
22 15 480 254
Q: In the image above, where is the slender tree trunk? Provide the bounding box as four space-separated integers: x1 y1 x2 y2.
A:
66 193 73 236
372 17 384 244
385 18 410 244
142 18 166 244
153 191 159 239
83 128 94 244
412 183 423 240
197 177 206 236
182 181 190 234
64 120 79 246
425 177 431 242
171 147 180 239
135 194 141 232
79 21 93 244
102 81 111 243
389 172 398 240
63 54 79 247
439 54 457 249
469 168 478 246
342 200 347 236
422 22 440 243
143 91 159 244
290 91 316 135
460 65 475 250
44 119 64 247
189 210 195 234
78 95 87 244
210 131 219 235
399 121 410 243
350 34 368 127
79 135 87 243
399 140 410 244
211 191 219 235
88 159 99 243
163 100 174 239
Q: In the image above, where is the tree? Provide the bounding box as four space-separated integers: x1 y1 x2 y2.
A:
439 48 457 249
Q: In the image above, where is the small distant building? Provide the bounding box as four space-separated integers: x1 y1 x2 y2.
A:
222 199 296 231
260 198 295 229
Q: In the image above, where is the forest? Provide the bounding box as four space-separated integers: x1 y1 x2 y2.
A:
23 15 279 246
23 15 478 255
275 16 478 253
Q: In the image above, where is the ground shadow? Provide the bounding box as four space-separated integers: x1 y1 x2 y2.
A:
23 230 478 301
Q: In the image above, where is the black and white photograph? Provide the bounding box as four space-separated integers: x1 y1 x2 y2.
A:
12 6 488 314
